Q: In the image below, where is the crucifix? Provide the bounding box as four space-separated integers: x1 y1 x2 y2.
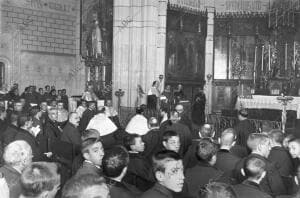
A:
277 94 293 133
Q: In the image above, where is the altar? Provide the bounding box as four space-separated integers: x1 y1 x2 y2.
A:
236 95 300 119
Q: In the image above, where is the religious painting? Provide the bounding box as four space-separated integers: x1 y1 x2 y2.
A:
166 10 206 83
80 0 113 58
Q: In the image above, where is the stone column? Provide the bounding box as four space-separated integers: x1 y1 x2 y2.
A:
204 7 215 114
113 0 167 108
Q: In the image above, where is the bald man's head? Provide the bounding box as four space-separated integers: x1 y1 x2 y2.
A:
220 128 236 147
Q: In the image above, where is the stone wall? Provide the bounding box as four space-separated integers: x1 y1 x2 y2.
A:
0 0 85 95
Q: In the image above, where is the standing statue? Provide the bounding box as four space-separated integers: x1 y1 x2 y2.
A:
91 18 103 56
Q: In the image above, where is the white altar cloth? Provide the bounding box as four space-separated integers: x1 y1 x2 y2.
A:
236 95 300 119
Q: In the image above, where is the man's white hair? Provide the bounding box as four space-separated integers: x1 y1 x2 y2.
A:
3 140 32 167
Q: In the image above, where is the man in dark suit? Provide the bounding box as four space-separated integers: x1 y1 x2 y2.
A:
123 134 155 191
61 112 81 152
103 146 141 198
44 108 62 140
141 150 185 198
184 138 225 198
74 137 104 178
14 114 45 162
78 101 96 133
162 111 192 156
232 156 272 198
234 109 256 148
268 129 294 177
175 104 192 133
234 133 287 197
2 112 19 148
215 128 241 173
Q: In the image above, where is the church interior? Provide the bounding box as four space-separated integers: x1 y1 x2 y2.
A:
0 0 300 198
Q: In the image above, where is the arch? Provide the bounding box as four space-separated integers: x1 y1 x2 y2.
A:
0 56 12 90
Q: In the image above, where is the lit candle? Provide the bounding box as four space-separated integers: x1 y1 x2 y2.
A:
268 44 271 71
262 45 264 72
285 43 288 71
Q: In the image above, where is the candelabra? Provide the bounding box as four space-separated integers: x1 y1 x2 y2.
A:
277 94 293 133
115 89 125 115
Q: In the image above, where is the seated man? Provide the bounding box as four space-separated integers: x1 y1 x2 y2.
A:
19 162 61 198
102 146 141 198
234 133 287 196
215 128 241 173
62 174 110 198
184 138 224 198
74 137 104 178
232 156 272 198
268 129 294 177
141 150 185 198
123 134 155 191
162 130 181 154
0 140 32 198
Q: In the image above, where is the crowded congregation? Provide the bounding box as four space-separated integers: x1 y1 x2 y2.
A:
1 0 300 198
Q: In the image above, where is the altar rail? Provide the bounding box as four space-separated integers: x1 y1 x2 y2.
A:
207 114 282 137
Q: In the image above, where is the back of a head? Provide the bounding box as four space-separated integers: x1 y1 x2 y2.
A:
123 134 140 151
149 117 159 128
136 106 144 114
200 124 214 138
243 156 266 180
102 146 129 178
3 140 32 167
152 150 181 175
247 133 270 151
220 128 236 146
29 106 40 117
62 174 108 198
268 129 284 145
205 182 236 198
20 162 60 198
196 138 218 163
81 129 100 141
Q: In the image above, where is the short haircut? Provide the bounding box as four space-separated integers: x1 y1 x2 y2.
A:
205 182 236 198
196 138 218 162
220 128 236 146
102 146 129 178
268 129 284 144
17 113 32 127
289 138 300 146
243 156 266 179
152 150 181 174
199 124 214 138
20 162 60 198
149 117 159 128
62 174 107 198
81 137 102 154
238 109 248 117
163 130 179 142
247 133 270 151
81 129 100 141
3 140 32 167
123 134 140 151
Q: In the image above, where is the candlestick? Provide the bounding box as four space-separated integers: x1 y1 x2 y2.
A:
294 41 296 70
285 43 288 71
268 44 271 71
261 45 264 72
254 46 257 84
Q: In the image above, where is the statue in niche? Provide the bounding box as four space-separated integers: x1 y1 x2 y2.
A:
87 13 103 56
